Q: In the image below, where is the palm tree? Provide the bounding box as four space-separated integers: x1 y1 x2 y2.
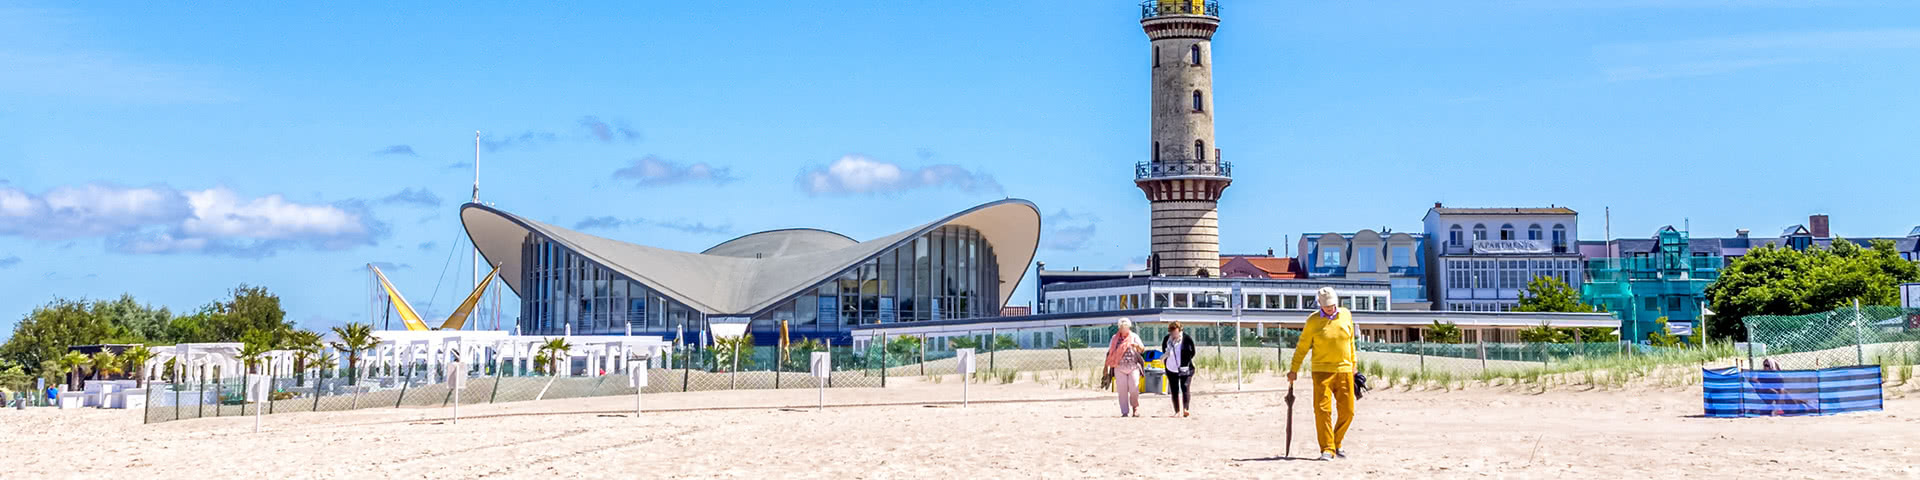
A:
58 351 89 390
311 352 337 381
238 332 276 375
285 330 323 386
120 345 154 388
532 353 551 375
90 352 124 385
538 338 573 376
329 323 379 385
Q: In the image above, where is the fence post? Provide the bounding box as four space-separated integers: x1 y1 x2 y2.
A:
1478 341 1488 374
881 332 889 388
267 373 276 415
777 345 784 390
1064 328 1075 371
681 344 691 392
488 357 504 404
1418 341 1426 374
730 343 739 390
311 369 324 412
826 338 834 388
919 335 927 377
1854 299 1865 366
989 328 998 372
395 364 410 408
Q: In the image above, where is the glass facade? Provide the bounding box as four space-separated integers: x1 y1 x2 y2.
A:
518 225 1005 344
519 233 699 339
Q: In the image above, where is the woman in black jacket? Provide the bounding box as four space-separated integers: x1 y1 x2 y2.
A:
1162 321 1198 417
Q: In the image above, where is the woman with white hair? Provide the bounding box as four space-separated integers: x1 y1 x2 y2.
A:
1103 317 1147 417
1287 287 1358 461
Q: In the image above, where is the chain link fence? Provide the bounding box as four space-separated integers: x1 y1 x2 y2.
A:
1745 305 1920 371
143 321 1742 424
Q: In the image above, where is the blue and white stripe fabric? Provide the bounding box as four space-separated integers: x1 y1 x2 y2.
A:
1702 366 1882 418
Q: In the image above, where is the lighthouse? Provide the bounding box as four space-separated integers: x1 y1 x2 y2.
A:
1135 0 1229 277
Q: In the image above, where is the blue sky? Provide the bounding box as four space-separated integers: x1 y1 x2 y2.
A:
3 1 1918 336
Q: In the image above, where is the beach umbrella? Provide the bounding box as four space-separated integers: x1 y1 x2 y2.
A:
1284 381 1297 458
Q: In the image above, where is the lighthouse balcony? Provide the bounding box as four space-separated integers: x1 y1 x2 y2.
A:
1140 0 1220 19
1135 160 1231 180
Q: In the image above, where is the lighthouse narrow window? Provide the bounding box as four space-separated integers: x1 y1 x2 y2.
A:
1154 46 1161 67
1190 45 1201 65
1153 141 1161 163
1192 90 1203 112
1194 140 1205 161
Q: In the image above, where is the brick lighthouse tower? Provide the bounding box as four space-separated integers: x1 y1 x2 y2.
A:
1136 0 1229 277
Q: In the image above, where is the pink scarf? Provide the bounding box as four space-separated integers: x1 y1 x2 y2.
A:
1106 331 1142 369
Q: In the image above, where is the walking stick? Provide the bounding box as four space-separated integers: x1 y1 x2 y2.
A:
1283 380 1297 458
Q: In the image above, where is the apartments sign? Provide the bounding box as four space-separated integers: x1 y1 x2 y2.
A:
1473 240 1549 254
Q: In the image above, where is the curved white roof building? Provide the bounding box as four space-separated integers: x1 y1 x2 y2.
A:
461 199 1041 344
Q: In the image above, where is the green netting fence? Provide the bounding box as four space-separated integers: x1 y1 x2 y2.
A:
1744 305 1920 370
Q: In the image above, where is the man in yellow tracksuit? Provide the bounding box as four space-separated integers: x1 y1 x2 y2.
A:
1288 287 1356 461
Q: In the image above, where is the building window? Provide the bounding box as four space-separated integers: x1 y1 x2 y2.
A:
1646 297 1659 311
1265 294 1282 309
1190 44 1201 65
1390 247 1412 268
1339 296 1354 309
1194 140 1205 161
1528 224 1543 241
1152 141 1160 163
1375 296 1388 310
1173 293 1190 308
1154 46 1161 67
1320 246 1342 268
1449 225 1464 246
1284 295 1299 309
1552 225 1568 253
1154 293 1171 308
1192 91 1204 112
1356 246 1377 272
1473 224 1488 241
1500 224 1516 241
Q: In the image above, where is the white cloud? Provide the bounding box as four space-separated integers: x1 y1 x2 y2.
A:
1041 209 1099 251
378 187 442 208
0 183 382 257
611 156 737 187
798 155 1003 196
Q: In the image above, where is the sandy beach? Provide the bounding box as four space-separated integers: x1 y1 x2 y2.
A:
4 374 1916 480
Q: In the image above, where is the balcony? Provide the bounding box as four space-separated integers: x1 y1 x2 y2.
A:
1141 0 1220 18
1135 160 1232 180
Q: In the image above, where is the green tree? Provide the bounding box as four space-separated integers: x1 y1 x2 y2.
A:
1422 321 1463 344
1518 322 1570 344
1515 276 1600 313
57 351 90 390
785 338 827 369
0 360 31 395
238 329 277 374
1055 337 1089 349
1 299 116 379
538 337 574 375
284 330 323 386
883 335 921 365
92 294 172 342
712 335 756 371
949 337 981 350
120 345 154 388
1571 327 1619 343
88 352 123 383
1706 241 1920 341
329 323 379 385
993 334 1019 351
209 285 293 345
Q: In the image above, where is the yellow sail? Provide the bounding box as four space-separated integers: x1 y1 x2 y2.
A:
372 265 432 331
438 262 503 331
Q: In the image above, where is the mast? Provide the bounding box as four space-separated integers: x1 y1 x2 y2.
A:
472 130 481 331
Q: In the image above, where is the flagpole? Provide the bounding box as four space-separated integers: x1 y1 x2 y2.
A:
471 131 481 331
